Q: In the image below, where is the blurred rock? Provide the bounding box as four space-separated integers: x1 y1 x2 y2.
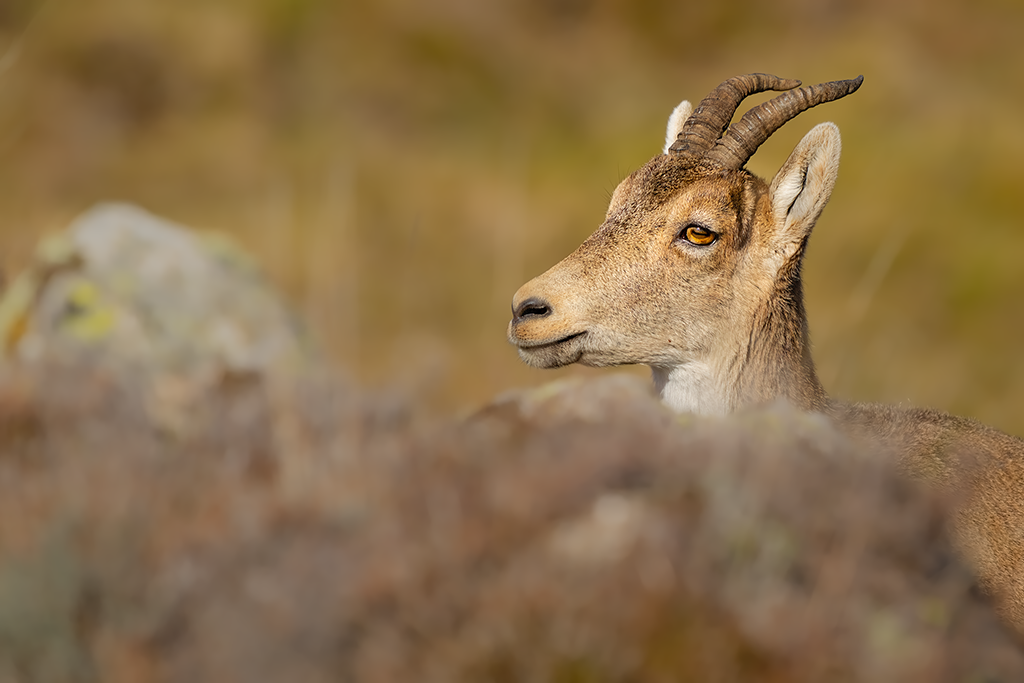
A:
0 203 313 431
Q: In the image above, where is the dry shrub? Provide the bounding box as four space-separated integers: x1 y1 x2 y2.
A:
0 366 1019 682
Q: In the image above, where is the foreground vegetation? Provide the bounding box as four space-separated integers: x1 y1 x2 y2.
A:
0 366 1019 681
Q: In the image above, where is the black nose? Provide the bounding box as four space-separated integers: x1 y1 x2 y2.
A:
513 297 552 321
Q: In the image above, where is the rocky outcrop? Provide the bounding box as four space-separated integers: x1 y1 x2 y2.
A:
0 203 312 431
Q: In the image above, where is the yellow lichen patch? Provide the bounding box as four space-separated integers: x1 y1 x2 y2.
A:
0 273 39 356
61 281 118 343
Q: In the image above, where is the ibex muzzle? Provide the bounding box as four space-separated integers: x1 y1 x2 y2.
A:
509 74 862 414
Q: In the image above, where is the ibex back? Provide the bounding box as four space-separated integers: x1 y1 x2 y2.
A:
508 74 1024 636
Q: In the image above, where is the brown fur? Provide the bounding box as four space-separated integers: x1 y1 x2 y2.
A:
508 81 1024 636
835 401 1024 632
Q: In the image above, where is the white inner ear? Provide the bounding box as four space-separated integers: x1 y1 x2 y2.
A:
663 100 693 154
769 122 842 244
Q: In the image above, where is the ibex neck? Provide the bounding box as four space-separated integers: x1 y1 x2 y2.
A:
651 342 827 416
651 358 826 416
653 265 828 415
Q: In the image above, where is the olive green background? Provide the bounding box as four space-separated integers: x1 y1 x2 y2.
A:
1 0 1023 430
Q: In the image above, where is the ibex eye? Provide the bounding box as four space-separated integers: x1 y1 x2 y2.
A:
681 225 718 246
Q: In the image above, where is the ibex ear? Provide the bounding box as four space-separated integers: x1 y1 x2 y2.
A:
663 100 693 154
768 122 842 247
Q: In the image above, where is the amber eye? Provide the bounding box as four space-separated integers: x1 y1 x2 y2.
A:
681 225 718 246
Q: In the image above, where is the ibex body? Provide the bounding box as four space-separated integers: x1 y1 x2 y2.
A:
508 74 1024 634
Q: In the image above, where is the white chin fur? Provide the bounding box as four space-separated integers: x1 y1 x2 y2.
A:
652 363 730 415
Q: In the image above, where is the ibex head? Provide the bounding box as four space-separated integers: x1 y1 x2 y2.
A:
508 74 863 415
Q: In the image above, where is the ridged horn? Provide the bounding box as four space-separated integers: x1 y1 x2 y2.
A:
669 74 801 159
706 75 865 170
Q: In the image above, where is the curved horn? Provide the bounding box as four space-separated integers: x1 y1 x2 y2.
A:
706 75 864 170
669 73 801 158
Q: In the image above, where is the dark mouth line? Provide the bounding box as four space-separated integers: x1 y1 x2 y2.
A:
521 330 586 350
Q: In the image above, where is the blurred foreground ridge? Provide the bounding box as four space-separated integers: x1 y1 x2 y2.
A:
0 208 1020 681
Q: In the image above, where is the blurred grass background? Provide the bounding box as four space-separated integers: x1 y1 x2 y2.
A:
0 0 1023 430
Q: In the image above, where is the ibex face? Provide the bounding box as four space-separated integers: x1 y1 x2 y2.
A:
509 74 863 414
511 162 766 368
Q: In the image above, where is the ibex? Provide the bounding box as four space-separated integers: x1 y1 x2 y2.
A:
508 74 1024 635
